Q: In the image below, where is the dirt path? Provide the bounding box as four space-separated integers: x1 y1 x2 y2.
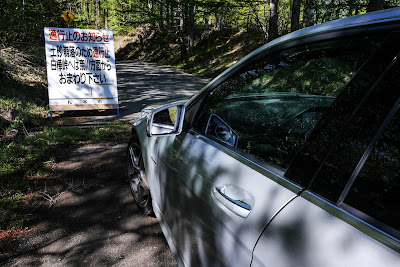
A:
0 144 177 267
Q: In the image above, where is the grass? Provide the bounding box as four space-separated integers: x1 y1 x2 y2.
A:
0 122 131 231
0 45 49 134
0 45 133 232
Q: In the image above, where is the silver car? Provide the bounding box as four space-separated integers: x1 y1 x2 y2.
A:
127 8 400 267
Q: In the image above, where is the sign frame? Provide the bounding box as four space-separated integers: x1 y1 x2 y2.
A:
44 27 119 119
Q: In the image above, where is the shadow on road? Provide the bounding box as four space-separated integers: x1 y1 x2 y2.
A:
117 61 209 121
0 144 177 267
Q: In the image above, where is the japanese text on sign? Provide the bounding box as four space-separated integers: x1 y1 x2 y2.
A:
48 28 110 43
44 27 118 111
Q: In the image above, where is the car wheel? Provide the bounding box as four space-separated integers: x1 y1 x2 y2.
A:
127 141 154 216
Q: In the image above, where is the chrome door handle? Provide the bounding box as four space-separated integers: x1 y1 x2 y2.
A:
212 186 254 218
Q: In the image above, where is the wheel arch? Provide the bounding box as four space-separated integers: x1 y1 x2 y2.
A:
129 122 154 189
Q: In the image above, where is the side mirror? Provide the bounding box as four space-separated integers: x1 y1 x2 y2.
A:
147 104 185 137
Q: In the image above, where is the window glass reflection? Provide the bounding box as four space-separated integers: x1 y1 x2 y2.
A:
194 35 385 174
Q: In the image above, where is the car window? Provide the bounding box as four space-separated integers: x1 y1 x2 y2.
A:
305 50 400 204
286 33 400 188
343 106 400 236
193 34 386 177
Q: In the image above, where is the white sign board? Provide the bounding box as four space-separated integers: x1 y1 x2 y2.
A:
44 27 118 111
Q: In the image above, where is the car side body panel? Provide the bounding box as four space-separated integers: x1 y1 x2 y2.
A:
153 131 301 266
252 194 400 267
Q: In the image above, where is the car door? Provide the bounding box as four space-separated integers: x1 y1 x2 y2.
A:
252 32 400 266
156 126 301 267
155 31 397 267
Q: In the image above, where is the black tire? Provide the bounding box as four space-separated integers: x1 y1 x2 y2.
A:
127 140 154 216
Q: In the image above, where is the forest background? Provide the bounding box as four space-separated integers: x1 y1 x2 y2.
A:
1 0 400 78
0 0 400 233
2 0 400 74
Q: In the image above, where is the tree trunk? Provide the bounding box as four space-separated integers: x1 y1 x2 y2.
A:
169 3 174 28
204 4 210 39
104 0 108 30
187 4 195 57
320 1 333 23
148 0 155 30
86 1 90 28
268 0 279 41
166 1 170 27
94 0 100 29
355 4 360 15
246 11 250 32
251 5 268 39
291 0 300 32
304 0 315 27
22 0 26 36
367 0 385 12
158 1 164 30
178 3 186 56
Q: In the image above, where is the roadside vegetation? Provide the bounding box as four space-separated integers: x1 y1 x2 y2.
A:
0 46 130 233
117 27 265 78
0 122 130 233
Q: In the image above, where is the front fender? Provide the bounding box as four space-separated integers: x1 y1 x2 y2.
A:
131 117 161 208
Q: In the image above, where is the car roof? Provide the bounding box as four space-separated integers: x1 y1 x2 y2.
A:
187 7 400 107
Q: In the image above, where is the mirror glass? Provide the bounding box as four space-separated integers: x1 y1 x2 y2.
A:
150 106 182 136
153 106 177 126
